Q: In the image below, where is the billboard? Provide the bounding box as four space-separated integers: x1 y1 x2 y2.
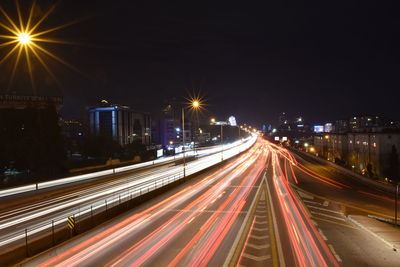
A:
324 123 333 133
313 125 324 133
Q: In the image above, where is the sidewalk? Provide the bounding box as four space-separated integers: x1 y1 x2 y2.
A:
348 215 400 251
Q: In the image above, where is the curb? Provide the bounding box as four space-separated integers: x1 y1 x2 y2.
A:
348 215 398 252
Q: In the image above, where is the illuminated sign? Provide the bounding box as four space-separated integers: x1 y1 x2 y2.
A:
274 136 279 141
314 125 324 133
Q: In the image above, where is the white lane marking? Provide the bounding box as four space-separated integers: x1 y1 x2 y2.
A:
298 191 314 200
328 244 342 262
310 211 346 221
318 228 328 241
243 253 271 261
307 205 343 215
252 226 268 231
246 243 270 249
255 221 268 225
303 200 322 205
250 234 269 240
187 217 196 224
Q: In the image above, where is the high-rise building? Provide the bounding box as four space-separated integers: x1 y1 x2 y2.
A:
88 102 151 146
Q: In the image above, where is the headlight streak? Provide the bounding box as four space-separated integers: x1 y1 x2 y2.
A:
35 140 260 267
109 144 266 267
0 138 256 250
267 142 339 267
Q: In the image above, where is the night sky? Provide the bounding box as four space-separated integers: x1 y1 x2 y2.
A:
1 0 399 126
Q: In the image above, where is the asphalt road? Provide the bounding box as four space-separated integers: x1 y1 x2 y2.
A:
0 139 254 258
9 139 400 266
22 140 271 266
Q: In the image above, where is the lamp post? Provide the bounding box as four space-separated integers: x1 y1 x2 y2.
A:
182 100 201 177
396 184 399 227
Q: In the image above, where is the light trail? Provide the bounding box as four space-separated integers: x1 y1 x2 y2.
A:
266 141 339 267
31 141 264 267
0 137 256 251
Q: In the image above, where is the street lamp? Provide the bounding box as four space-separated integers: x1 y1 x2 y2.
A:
182 99 202 177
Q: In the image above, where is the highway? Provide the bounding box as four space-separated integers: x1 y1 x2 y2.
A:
21 139 340 267
0 138 255 261
4 138 400 266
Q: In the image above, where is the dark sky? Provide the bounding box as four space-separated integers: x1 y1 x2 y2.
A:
1 0 399 126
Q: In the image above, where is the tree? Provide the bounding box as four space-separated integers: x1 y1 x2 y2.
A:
82 135 122 159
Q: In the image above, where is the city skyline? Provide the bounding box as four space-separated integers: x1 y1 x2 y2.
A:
0 0 398 125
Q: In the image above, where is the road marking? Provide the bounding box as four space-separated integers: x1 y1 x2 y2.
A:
292 186 396 220
255 221 268 225
318 228 328 241
252 226 268 231
328 244 342 262
310 211 346 221
307 205 344 215
265 172 285 267
250 234 269 240
312 216 358 229
243 253 271 261
223 171 265 267
256 215 267 218
246 243 270 249
298 191 314 200
323 200 329 207
303 200 322 206
187 217 196 224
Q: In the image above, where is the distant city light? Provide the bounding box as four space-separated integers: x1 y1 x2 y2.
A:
228 116 237 126
313 125 324 133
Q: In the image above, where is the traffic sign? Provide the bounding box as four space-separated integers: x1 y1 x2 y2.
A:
67 216 75 229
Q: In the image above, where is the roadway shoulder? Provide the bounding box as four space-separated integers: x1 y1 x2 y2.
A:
348 215 400 251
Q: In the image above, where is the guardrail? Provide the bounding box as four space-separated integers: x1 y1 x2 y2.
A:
0 136 256 260
0 137 253 198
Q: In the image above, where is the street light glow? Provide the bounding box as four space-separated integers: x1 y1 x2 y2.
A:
192 100 200 109
0 1 78 89
17 33 31 45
